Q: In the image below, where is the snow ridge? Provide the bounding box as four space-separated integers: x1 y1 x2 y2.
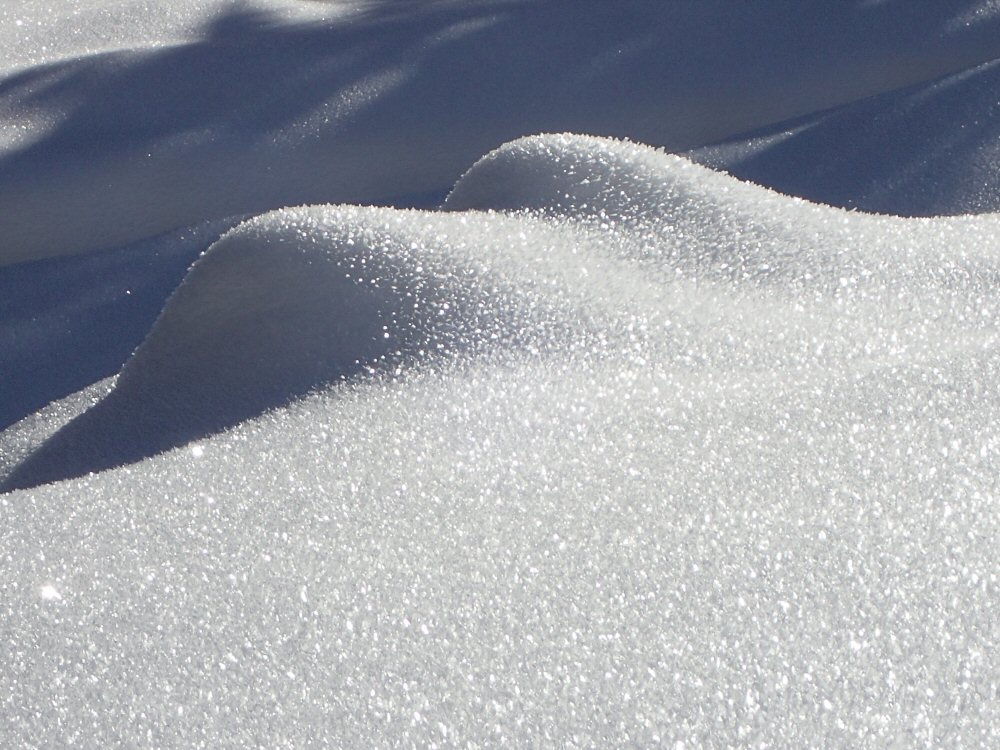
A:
3 132 1000 747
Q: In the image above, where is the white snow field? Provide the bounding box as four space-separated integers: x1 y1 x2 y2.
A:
3 1 1000 748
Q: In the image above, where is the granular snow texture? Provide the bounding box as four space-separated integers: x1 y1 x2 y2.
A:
3 135 1000 747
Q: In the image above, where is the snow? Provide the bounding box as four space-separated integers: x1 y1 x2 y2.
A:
4 0 1000 265
3 1 1000 747
690 58 1000 216
0 219 235 430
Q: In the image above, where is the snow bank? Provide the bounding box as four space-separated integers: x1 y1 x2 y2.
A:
9 133 1000 482
449 133 1000 288
3 134 1000 745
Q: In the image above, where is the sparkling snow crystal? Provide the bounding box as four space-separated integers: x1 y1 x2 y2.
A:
3 133 1000 746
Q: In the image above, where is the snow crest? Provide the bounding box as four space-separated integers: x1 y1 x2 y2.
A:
1 203 582 489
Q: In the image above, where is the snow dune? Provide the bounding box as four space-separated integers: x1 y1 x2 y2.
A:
12 133 1000 489
3 133 1000 745
5 1 1000 746
2 201 590 489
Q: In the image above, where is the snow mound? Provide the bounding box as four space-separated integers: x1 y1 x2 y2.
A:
0 207 507 488
448 133 1000 287
446 133 717 218
446 133 828 283
4 133 1000 746
2 200 607 490
9 133 1000 490
444 132 809 235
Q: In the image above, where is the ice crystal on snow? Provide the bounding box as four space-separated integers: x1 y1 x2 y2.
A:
4 1 1000 746
2 133 1000 747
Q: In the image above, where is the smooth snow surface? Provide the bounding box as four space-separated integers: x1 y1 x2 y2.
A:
690 58 1000 217
4 134 1000 746
4 0 1000 264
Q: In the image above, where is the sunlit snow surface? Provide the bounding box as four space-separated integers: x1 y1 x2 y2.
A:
3 134 1000 746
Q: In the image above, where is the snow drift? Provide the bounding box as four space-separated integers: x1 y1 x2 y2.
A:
5 0 1000 746
2 202 589 489
3 133 1000 745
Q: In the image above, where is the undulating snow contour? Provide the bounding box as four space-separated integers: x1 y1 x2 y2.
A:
3 2 1000 747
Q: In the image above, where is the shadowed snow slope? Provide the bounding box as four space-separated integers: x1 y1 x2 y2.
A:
3 0 1000 264
0 219 235 431
689 57 1000 216
3 134 1000 746
1 201 598 489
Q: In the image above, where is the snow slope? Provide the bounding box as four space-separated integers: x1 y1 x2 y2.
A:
690 58 1000 217
3 134 1000 746
4 0 1000 264
4 1 1000 746
0 219 235 431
